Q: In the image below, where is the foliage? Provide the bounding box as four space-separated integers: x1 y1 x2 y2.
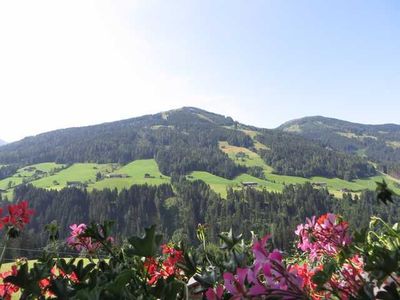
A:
0 108 250 179
0 108 382 181
4 179 399 258
278 116 400 179
0 183 398 299
257 130 376 180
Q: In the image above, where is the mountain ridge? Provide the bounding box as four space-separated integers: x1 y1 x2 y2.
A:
4 108 400 144
278 115 400 177
278 115 400 131
0 107 381 182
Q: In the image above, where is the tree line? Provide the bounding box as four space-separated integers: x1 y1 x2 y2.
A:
2 179 398 259
256 130 376 180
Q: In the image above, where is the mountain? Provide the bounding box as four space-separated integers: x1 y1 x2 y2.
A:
1 108 399 253
0 139 6 146
278 116 400 177
0 108 376 181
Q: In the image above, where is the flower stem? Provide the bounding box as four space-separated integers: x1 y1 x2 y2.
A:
0 233 10 269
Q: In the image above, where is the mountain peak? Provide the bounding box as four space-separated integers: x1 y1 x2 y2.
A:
159 106 236 126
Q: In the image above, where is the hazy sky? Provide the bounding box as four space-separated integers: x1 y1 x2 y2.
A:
1 1 399 142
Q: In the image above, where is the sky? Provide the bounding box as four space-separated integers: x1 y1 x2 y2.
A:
0 0 399 142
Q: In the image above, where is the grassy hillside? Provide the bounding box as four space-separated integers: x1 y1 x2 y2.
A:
88 159 170 190
215 141 400 197
0 160 170 199
190 170 400 198
0 142 398 200
32 163 114 189
218 141 272 171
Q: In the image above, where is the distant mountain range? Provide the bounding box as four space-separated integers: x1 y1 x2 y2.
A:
0 139 6 146
0 107 399 180
278 116 400 177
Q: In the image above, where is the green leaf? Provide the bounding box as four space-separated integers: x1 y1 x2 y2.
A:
218 228 242 250
128 225 162 257
323 259 336 276
177 251 197 277
312 270 329 286
376 180 395 205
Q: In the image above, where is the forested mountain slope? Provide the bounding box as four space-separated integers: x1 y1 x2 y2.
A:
0 109 399 255
0 108 377 181
0 108 250 179
279 116 400 177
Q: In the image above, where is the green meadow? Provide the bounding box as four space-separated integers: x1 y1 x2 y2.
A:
0 142 399 200
0 160 170 199
32 163 114 189
212 141 400 197
190 170 400 198
218 141 273 171
88 159 170 191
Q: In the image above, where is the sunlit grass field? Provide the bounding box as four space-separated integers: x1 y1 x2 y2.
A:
32 163 113 189
0 142 399 199
89 159 170 191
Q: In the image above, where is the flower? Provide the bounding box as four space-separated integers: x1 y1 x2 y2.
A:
66 223 100 253
39 265 79 297
295 213 351 260
1 201 34 231
205 285 224 300
293 214 366 299
0 265 19 300
144 257 162 285
219 235 305 299
334 255 365 299
144 244 183 285
223 269 250 299
289 263 326 300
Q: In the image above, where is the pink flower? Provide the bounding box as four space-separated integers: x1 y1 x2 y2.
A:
221 235 305 299
66 223 100 254
223 268 250 299
295 213 351 260
205 284 224 300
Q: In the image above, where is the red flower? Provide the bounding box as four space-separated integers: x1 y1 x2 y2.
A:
39 265 80 297
144 245 184 285
1 201 34 231
144 257 162 285
0 265 19 300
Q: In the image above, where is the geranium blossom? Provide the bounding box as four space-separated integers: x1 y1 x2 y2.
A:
1 201 34 231
219 235 305 299
332 255 365 299
66 223 101 253
39 265 79 297
290 263 329 300
144 244 183 285
295 213 351 260
0 265 19 300
293 214 367 299
205 284 224 300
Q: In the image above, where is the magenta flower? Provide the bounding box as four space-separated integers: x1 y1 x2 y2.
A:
205 284 224 300
223 268 250 299
295 213 351 260
66 223 100 254
219 235 305 299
